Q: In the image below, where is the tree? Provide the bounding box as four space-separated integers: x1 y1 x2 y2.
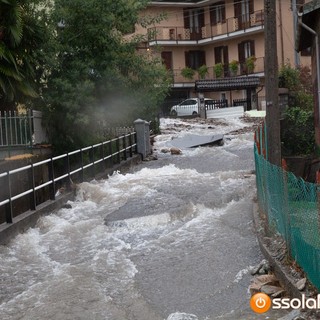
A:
279 63 313 111
279 64 315 156
42 0 171 153
0 0 51 111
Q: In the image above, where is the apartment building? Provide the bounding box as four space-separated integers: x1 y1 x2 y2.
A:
135 0 310 111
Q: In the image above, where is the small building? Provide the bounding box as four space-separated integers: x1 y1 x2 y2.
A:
297 1 320 146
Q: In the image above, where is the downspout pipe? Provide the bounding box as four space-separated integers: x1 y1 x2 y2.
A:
298 13 320 131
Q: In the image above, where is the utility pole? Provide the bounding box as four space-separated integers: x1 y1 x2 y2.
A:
292 0 300 66
265 0 281 166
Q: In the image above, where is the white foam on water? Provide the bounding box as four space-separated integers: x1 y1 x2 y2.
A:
233 266 255 283
167 312 198 320
0 116 259 319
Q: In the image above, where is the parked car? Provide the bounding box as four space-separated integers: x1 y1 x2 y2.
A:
170 98 215 116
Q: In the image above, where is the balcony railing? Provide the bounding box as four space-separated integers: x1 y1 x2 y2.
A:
171 56 264 83
148 10 264 42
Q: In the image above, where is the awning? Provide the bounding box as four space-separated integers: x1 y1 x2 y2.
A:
195 76 261 92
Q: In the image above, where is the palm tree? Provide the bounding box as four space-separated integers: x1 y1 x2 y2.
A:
0 0 41 111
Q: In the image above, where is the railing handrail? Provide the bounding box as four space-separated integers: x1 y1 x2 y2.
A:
0 131 137 224
169 56 264 83
148 9 264 42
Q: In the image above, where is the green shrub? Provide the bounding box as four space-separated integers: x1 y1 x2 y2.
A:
213 63 224 78
181 67 195 80
197 65 208 79
281 107 315 156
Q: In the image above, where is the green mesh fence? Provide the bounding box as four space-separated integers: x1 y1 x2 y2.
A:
254 143 320 291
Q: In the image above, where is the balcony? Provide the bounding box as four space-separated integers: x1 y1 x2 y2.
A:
170 56 264 85
148 10 264 45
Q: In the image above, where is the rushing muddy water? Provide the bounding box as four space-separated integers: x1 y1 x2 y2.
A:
0 117 291 320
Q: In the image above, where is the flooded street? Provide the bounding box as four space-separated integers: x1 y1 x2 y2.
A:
0 117 291 319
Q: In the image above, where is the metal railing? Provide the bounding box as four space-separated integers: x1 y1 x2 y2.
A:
0 110 33 147
171 57 264 83
0 132 137 224
148 9 264 42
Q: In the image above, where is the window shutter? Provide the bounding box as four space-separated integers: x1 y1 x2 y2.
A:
223 46 229 64
210 5 217 25
249 0 254 14
184 9 190 28
234 0 241 18
185 51 190 67
249 40 255 56
199 50 206 66
221 2 226 22
214 47 221 64
238 42 245 62
199 9 205 27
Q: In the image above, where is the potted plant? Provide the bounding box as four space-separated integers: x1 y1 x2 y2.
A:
197 64 208 79
245 56 257 73
229 60 239 76
181 67 195 80
213 63 224 78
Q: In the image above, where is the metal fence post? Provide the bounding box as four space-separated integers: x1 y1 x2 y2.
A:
108 141 113 167
5 172 13 223
116 138 121 163
29 164 37 210
64 154 71 189
48 159 56 200
129 133 133 158
80 149 84 182
89 147 95 177
123 135 127 161
28 109 33 153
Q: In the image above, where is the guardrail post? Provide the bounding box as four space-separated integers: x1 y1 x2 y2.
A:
108 141 113 167
64 154 71 189
129 133 133 158
48 159 56 200
80 149 84 182
5 172 13 223
29 163 36 210
89 147 95 177
134 119 150 160
123 135 127 161
100 143 104 172
116 138 121 163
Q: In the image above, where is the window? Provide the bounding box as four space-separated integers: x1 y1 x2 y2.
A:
234 0 254 29
161 51 173 70
184 8 205 40
238 40 255 62
185 50 206 69
214 46 228 64
214 46 229 76
210 2 226 25
238 40 255 74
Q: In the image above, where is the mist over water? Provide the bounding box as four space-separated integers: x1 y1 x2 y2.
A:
0 117 266 319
